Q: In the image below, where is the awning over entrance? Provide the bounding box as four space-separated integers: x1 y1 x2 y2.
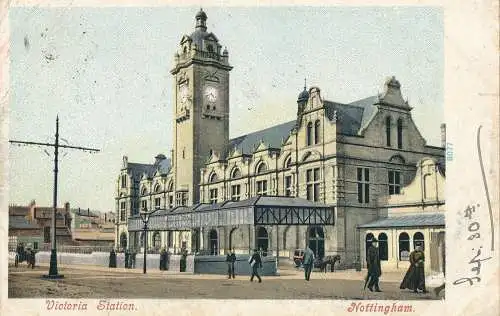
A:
127 196 335 232
357 213 444 229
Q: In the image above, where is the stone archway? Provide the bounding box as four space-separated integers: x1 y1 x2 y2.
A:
209 229 218 255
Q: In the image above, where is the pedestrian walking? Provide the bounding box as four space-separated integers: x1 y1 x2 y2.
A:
366 237 382 292
400 244 428 293
303 246 315 281
249 249 262 283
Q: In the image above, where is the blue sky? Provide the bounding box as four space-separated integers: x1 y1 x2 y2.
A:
8 6 443 212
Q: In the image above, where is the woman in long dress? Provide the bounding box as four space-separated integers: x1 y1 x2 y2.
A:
400 245 427 293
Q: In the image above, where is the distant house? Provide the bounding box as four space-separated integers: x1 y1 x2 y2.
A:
70 208 115 247
8 201 73 249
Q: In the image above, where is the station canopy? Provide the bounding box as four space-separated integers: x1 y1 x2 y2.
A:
127 196 335 232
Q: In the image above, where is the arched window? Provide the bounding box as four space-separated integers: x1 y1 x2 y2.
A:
378 233 388 261
256 227 269 256
365 233 374 259
153 231 161 249
154 184 161 193
209 172 218 183
120 232 127 250
141 186 148 196
183 46 187 55
256 162 267 175
385 116 392 146
284 155 292 168
398 232 410 260
306 122 313 146
314 120 321 144
231 167 241 179
209 229 218 255
413 232 425 250
167 181 173 192
308 226 325 258
229 227 238 251
397 118 403 149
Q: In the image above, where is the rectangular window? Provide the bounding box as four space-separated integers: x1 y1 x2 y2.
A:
388 170 401 195
154 197 161 209
120 202 126 221
121 175 127 188
168 195 174 208
44 226 50 243
357 167 370 203
256 180 268 196
306 168 320 201
210 188 218 204
284 175 293 197
182 192 188 206
141 200 147 211
231 184 241 201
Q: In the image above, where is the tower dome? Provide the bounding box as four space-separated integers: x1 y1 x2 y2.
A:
297 86 309 103
196 8 207 20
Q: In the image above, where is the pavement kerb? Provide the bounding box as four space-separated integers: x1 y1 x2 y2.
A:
23 262 407 282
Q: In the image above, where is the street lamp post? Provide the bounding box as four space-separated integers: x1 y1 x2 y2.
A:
139 207 159 274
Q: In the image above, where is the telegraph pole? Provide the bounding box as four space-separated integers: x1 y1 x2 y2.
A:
9 116 100 278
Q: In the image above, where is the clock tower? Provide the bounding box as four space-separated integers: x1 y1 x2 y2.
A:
170 9 233 205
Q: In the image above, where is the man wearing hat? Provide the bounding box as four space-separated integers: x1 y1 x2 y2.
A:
248 248 262 283
366 237 382 292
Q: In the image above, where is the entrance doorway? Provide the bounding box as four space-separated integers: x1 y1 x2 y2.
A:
256 227 269 256
308 226 325 258
209 229 218 255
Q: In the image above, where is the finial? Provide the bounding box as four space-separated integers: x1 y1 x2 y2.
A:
304 78 307 90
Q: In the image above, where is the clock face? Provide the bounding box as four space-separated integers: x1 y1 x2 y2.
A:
180 84 189 104
205 86 218 103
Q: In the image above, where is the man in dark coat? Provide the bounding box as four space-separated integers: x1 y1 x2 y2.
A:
160 247 167 270
124 248 130 269
249 249 262 283
366 237 382 292
109 248 117 268
303 246 315 281
225 249 237 279
400 245 427 293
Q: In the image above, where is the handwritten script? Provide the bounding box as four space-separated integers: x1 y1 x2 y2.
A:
453 125 495 287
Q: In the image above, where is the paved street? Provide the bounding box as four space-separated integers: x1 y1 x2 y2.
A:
8 263 443 300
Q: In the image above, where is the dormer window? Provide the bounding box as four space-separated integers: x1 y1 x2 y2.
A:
121 175 127 188
306 122 313 146
314 120 321 144
207 44 214 53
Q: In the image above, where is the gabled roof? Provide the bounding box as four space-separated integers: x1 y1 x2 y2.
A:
324 96 378 136
126 157 171 180
358 213 444 229
226 121 296 158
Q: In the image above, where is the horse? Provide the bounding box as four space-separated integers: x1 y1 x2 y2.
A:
314 255 341 272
